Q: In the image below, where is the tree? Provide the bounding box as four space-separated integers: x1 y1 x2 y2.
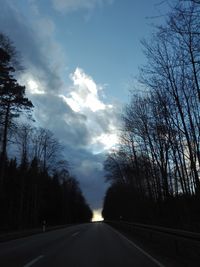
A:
140 1 200 194
103 0 200 230
15 123 33 167
31 127 61 173
0 33 33 185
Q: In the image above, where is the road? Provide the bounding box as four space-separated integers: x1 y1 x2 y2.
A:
0 222 164 267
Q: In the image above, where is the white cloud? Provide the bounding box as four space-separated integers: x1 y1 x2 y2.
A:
91 132 119 151
28 79 45 95
52 0 114 13
65 68 108 112
20 74 45 95
60 68 120 153
22 67 120 155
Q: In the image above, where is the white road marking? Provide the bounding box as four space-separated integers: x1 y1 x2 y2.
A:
108 225 165 267
23 255 44 267
72 231 80 237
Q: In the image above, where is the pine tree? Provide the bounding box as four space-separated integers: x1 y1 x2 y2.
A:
0 33 33 186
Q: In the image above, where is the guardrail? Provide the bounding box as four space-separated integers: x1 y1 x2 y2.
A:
105 220 200 262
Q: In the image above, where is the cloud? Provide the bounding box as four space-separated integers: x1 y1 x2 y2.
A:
18 65 120 209
25 67 120 208
74 155 109 209
66 68 107 112
0 1 65 94
28 67 120 153
64 67 107 113
28 92 90 148
52 0 114 13
61 67 120 153
0 0 120 209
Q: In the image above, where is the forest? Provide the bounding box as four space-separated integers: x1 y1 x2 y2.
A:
103 1 200 231
0 33 93 231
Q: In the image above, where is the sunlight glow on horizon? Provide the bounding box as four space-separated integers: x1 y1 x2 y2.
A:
92 209 103 222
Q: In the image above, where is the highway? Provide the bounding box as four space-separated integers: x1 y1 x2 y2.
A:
0 222 164 267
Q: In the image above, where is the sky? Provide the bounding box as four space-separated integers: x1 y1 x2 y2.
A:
0 0 170 215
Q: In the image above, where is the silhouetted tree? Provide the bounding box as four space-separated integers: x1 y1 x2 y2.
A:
103 0 200 231
0 34 92 231
0 33 33 186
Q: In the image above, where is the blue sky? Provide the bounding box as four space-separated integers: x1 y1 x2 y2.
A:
0 0 170 214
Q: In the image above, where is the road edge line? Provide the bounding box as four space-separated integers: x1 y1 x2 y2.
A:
72 231 80 237
23 255 44 267
106 224 165 267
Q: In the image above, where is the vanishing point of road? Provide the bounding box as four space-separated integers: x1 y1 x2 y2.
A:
0 222 164 267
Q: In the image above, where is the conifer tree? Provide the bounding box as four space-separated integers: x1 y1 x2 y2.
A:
0 33 33 185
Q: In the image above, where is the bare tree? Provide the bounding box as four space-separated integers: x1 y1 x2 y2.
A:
31 128 62 172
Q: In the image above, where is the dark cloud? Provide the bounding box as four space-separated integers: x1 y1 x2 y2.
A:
31 93 90 148
62 147 108 209
0 0 63 93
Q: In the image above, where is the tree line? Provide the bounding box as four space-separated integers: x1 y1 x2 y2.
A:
103 1 200 231
0 33 92 231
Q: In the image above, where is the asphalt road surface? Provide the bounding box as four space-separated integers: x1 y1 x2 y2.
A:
0 222 164 267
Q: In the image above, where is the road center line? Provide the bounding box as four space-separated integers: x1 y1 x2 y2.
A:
108 225 165 267
23 255 44 267
72 231 80 237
